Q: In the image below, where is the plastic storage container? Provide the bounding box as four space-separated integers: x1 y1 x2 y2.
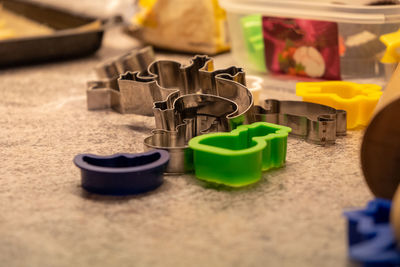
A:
220 0 400 80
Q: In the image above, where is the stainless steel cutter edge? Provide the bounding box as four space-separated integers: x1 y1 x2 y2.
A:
253 99 347 145
86 46 156 112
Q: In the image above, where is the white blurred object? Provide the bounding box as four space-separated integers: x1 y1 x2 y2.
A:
345 31 377 47
293 46 325 78
246 75 262 105
105 0 136 21
27 0 136 19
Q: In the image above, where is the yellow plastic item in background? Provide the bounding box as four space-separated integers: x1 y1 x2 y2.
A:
380 29 400 63
296 81 382 129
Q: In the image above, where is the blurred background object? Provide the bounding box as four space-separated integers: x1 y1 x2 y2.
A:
0 0 122 67
361 63 400 200
220 0 400 83
126 0 230 55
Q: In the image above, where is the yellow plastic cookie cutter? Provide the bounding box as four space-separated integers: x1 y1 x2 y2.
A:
296 81 382 129
380 29 400 63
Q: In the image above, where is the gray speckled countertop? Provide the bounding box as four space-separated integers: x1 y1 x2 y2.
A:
0 2 373 266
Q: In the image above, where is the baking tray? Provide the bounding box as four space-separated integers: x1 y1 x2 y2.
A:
0 0 114 67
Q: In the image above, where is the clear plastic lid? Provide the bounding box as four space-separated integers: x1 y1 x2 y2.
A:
220 0 400 24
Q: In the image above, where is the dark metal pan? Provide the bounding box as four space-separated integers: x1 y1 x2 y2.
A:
0 0 118 67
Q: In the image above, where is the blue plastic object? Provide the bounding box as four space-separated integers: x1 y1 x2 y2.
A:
344 198 400 267
73 150 170 195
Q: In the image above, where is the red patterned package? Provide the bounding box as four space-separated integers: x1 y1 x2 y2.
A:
263 17 341 80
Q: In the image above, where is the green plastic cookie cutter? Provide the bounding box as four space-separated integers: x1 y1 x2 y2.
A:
241 14 266 72
188 122 291 187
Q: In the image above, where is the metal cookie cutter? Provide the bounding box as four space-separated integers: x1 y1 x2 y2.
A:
253 99 347 145
117 55 218 116
153 94 239 137
188 122 291 187
144 94 240 174
151 77 253 131
117 55 254 120
88 53 254 173
86 46 155 111
143 92 253 174
144 127 193 174
120 56 254 174
73 150 169 195
343 199 400 266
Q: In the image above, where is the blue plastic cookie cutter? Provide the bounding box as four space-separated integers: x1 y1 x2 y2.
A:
343 198 400 266
73 150 170 195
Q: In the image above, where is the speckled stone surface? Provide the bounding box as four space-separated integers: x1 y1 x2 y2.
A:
0 2 373 267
